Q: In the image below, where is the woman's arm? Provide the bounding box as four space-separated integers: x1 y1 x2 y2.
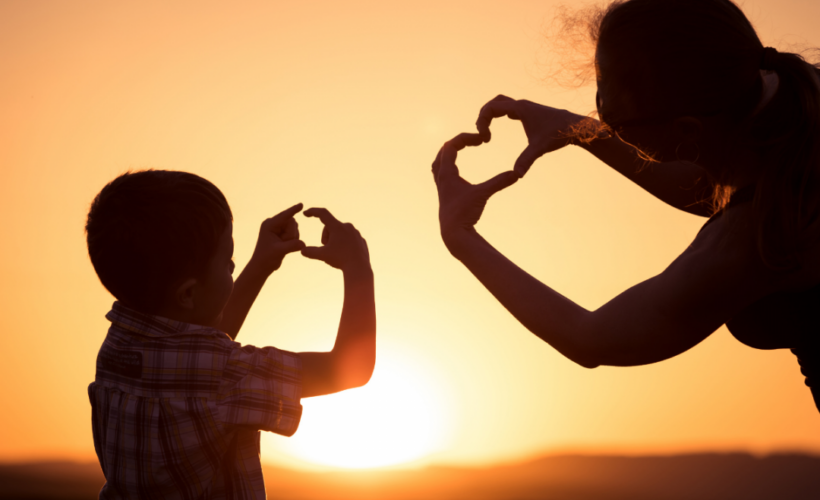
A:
435 136 779 367
475 95 714 217
445 224 762 367
577 134 714 217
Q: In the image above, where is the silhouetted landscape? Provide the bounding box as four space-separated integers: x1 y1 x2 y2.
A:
2 453 819 500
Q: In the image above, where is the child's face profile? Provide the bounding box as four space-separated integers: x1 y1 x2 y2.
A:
191 223 235 327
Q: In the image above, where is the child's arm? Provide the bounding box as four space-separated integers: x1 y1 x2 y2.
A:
218 204 305 340
298 208 376 397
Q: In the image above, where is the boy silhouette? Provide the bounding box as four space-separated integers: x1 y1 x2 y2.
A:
85 170 375 499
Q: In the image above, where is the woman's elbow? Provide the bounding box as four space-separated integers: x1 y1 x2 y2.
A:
560 326 603 369
561 344 601 369
530 318 601 369
572 354 601 369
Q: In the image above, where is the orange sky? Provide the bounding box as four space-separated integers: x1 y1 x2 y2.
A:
1 0 819 471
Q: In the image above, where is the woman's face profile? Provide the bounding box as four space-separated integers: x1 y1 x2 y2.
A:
595 47 679 164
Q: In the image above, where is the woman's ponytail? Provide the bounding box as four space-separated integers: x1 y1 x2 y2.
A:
749 48 820 267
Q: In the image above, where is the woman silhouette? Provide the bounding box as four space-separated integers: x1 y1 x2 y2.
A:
432 0 820 412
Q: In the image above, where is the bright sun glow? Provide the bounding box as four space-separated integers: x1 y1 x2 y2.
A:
270 349 451 469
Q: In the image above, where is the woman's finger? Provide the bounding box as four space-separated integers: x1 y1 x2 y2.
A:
438 143 461 181
446 132 484 151
476 95 519 142
434 133 482 181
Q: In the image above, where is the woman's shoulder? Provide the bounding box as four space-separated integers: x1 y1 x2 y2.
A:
694 201 757 259
700 194 820 293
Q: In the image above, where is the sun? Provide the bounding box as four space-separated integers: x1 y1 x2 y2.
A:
267 347 451 469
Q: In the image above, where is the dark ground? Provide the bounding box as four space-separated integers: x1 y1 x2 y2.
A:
2 453 819 500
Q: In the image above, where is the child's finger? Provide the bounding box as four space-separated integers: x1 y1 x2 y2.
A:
265 203 303 231
304 207 341 227
280 202 304 218
274 203 303 222
431 148 444 179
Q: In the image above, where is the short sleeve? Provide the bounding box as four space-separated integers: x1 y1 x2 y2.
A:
217 344 303 436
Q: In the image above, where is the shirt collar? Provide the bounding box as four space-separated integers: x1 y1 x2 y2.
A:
106 301 223 338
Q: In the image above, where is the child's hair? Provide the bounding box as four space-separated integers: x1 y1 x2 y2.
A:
86 170 233 314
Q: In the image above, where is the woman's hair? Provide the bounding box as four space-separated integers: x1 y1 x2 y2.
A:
575 0 820 267
86 170 233 314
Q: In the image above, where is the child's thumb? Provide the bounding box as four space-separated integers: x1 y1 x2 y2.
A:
301 246 326 261
281 239 306 254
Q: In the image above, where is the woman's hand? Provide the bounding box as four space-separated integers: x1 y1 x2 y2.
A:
476 95 590 177
433 133 519 255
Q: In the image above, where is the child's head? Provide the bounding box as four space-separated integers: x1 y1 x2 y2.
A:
86 170 234 322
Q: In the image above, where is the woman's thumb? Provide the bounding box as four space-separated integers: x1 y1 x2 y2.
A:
478 170 520 196
513 144 545 177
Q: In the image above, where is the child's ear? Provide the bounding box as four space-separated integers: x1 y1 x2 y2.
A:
174 279 198 310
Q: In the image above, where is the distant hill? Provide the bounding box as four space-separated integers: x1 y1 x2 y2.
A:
0 461 104 500
2 453 819 500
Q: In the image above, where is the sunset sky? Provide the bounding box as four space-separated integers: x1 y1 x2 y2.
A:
2 0 820 472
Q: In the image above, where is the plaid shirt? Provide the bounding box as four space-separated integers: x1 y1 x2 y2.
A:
88 302 302 499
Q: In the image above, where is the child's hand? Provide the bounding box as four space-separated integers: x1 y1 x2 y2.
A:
301 208 370 272
249 203 306 275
